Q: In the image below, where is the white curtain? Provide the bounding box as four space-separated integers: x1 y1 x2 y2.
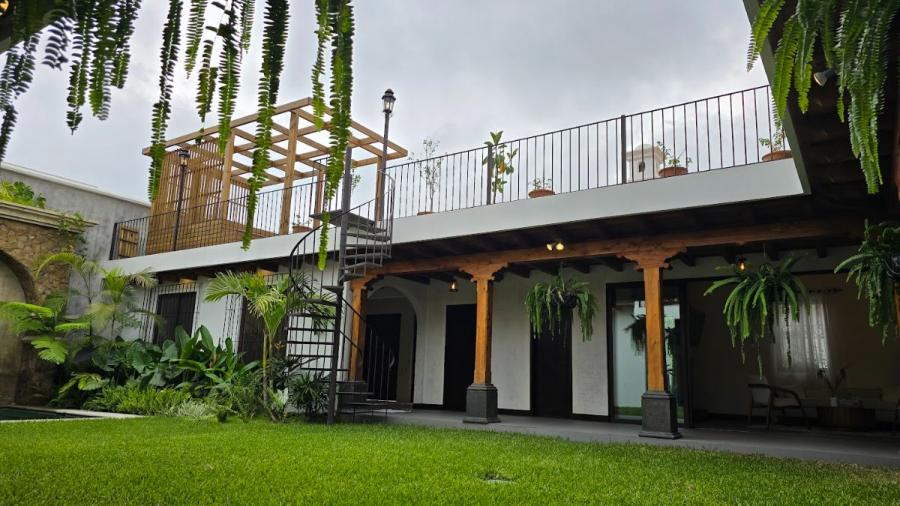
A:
772 293 830 385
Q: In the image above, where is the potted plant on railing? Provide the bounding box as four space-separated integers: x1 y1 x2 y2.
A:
292 216 313 234
655 141 691 178
410 137 442 216
483 131 517 199
759 116 792 162
704 257 809 375
835 221 900 342
528 177 554 198
525 273 597 342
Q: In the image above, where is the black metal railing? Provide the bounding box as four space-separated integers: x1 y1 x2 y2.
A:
387 85 783 218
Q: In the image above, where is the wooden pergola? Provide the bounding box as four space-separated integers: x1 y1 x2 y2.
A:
138 98 407 254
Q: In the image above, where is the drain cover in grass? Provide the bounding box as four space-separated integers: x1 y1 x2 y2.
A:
482 471 513 484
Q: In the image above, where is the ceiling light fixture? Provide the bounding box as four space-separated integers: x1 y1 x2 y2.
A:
449 280 458 293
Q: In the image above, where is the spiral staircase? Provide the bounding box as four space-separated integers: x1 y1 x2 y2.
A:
286 157 410 423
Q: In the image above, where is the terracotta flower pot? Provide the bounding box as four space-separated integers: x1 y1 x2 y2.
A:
659 166 688 178
417 210 433 216
762 149 792 162
528 188 555 198
292 224 312 234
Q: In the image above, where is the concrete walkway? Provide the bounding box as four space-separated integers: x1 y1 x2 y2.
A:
385 409 900 468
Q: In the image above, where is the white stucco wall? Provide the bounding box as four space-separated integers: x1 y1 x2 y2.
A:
100 158 803 275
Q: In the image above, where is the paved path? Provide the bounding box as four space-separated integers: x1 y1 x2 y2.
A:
386 409 900 468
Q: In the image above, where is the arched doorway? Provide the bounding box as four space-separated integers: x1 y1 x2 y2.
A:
366 286 418 403
0 256 27 404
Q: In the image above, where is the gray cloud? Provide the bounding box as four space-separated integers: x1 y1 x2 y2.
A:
5 0 765 202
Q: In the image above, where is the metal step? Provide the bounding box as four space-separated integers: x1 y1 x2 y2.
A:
290 354 334 360
343 261 382 271
342 400 413 411
285 340 334 345
345 230 390 242
312 211 385 233
289 311 337 319
296 297 338 307
285 327 331 333
343 252 390 261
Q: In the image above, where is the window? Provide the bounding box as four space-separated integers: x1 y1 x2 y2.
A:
153 292 197 344
773 293 830 384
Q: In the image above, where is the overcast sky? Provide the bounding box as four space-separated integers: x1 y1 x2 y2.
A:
5 1 765 202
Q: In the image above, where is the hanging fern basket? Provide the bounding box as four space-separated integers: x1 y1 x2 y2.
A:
524 274 597 342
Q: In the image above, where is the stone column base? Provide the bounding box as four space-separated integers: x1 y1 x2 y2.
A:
639 391 681 439
463 383 500 424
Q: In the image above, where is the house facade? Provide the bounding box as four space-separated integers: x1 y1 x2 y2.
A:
99 70 899 437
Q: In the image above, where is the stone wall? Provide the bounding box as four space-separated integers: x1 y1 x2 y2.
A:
0 202 79 405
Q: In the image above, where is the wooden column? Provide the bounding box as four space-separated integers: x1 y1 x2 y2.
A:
279 112 300 235
641 259 666 392
621 246 684 439
460 263 506 423
218 133 236 220
313 166 325 227
348 276 373 381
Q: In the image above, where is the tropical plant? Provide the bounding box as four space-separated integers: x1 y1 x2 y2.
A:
747 0 899 194
83 383 192 415
288 371 328 418
525 274 597 342
204 271 333 418
835 221 900 342
0 0 357 253
656 141 692 168
0 180 46 208
410 137 442 212
0 293 89 364
483 131 517 196
35 251 157 338
704 257 809 373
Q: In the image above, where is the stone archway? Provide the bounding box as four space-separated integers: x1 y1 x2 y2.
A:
0 202 91 405
0 256 26 404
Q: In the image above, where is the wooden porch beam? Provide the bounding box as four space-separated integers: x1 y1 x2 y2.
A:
369 219 858 278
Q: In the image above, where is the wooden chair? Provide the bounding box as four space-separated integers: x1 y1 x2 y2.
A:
747 376 810 429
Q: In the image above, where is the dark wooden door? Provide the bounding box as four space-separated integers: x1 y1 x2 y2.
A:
365 314 402 400
531 313 573 417
153 292 196 344
443 304 476 411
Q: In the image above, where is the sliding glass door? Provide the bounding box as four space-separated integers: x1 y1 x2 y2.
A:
609 285 687 423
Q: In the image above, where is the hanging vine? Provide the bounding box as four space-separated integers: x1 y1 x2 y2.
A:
312 0 354 269
0 0 357 256
747 0 900 194
244 0 289 249
147 0 183 201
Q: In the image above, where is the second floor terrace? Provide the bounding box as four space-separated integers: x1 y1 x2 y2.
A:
109 85 806 264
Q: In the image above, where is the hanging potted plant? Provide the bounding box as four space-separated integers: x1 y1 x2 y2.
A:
835 221 900 342
704 257 809 374
655 142 690 178
524 274 597 342
759 115 792 162
528 177 554 198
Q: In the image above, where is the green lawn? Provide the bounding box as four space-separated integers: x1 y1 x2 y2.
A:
1 418 898 505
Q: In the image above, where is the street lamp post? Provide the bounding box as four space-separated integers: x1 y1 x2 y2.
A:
375 88 395 222
171 148 190 251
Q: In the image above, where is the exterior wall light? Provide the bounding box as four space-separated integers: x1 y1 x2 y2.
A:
546 240 565 251
449 280 458 293
813 68 836 87
382 88 396 115
736 257 748 271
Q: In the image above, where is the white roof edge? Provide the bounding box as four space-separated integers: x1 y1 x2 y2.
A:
0 161 150 208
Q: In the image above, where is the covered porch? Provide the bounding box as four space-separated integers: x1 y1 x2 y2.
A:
345 212 899 438
383 409 900 468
